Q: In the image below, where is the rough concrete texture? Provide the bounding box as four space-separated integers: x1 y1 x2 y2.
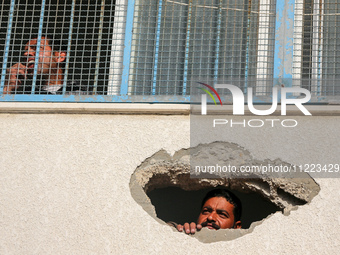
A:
130 142 320 242
0 113 339 254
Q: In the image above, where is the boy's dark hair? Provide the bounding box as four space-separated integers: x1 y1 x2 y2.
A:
201 188 242 222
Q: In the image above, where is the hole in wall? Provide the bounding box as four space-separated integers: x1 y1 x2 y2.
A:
130 142 320 242
147 186 279 229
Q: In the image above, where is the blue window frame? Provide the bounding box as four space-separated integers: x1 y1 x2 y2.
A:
0 0 339 102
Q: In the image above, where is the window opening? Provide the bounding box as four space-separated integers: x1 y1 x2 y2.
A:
1 0 340 102
0 0 117 95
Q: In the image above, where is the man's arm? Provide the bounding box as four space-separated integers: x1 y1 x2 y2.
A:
3 63 27 94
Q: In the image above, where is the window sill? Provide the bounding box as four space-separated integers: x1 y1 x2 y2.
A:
0 102 191 115
1 102 340 116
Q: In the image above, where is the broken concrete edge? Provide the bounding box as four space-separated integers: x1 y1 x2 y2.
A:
130 174 280 243
129 141 320 242
133 142 320 206
165 215 271 243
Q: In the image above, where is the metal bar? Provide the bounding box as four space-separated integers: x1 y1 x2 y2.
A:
256 0 274 95
213 0 222 85
120 0 136 96
108 0 127 95
273 0 295 87
317 0 323 96
182 0 193 96
0 94 191 103
63 0 76 94
31 0 46 94
0 0 16 93
152 0 163 95
93 0 106 94
309 0 322 96
244 0 252 93
292 0 303 89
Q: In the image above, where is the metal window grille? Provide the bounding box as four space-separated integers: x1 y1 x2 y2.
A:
1 0 125 99
0 0 340 102
129 0 276 96
293 0 340 98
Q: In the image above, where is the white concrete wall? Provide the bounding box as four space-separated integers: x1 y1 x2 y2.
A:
0 103 339 254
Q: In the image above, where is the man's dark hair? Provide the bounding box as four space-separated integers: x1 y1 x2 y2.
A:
24 35 67 52
43 34 68 52
201 188 242 222
41 35 67 69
